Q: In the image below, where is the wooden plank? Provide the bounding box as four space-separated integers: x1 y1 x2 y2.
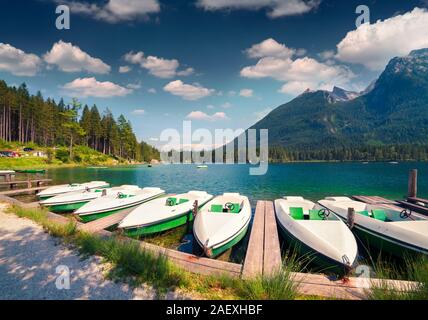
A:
0 179 51 186
292 272 419 300
408 197 428 205
263 201 282 276
353 195 398 205
0 186 48 196
397 200 428 216
78 208 133 232
242 200 265 279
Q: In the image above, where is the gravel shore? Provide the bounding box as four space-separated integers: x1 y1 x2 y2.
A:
0 204 183 300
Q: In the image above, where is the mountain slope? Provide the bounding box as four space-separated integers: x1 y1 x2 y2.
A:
251 48 428 150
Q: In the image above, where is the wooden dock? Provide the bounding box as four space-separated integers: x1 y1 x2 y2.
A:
242 200 282 278
0 179 51 189
78 208 133 232
0 186 48 196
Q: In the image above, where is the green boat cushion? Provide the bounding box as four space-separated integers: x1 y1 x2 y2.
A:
211 204 223 212
230 203 241 214
309 209 324 220
94 189 103 192
178 198 189 204
290 207 304 220
371 209 387 221
166 197 177 206
357 210 370 217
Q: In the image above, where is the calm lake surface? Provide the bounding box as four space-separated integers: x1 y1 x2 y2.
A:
43 162 427 267
47 162 428 203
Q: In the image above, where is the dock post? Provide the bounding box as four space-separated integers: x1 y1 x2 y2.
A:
408 169 418 198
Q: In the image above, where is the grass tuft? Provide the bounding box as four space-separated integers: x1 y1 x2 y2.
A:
368 255 428 300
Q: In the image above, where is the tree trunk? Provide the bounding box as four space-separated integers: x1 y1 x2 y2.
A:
69 134 73 160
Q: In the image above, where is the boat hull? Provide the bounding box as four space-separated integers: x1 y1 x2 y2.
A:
210 224 249 258
195 223 249 259
352 224 427 258
46 201 88 213
124 211 194 237
277 221 354 275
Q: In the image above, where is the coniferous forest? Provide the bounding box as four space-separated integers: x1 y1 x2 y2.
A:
0 80 159 162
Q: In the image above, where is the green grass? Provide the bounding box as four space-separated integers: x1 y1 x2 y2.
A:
368 255 428 300
235 254 302 300
0 140 123 169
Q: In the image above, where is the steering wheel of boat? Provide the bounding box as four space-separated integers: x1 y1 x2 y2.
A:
400 209 412 219
225 202 235 212
318 208 331 220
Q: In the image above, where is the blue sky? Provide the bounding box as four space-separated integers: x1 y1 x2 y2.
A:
0 0 427 148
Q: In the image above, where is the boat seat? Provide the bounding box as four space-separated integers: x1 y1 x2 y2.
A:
290 207 304 220
178 198 189 204
210 204 223 212
309 209 324 220
357 210 370 217
229 203 241 214
371 209 387 222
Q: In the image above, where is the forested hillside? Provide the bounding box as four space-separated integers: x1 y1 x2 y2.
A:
0 80 159 162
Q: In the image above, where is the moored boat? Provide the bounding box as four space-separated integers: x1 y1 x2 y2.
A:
118 191 213 237
193 193 251 258
15 169 46 174
75 187 165 222
275 196 358 274
37 181 110 200
318 197 428 257
40 185 140 213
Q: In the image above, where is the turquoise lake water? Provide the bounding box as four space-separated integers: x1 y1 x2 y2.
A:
46 162 428 204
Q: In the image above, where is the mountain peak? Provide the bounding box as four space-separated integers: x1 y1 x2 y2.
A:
327 86 360 103
409 48 428 57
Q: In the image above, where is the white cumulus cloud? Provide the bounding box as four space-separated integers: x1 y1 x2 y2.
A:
239 88 254 97
196 0 321 18
57 0 160 23
119 66 131 73
0 43 41 76
61 77 132 98
186 111 228 121
132 109 146 115
163 80 214 100
241 38 354 95
245 38 295 58
124 51 194 78
336 8 428 71
44 41 111 74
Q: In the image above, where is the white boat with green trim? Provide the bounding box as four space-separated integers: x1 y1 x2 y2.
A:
275 197 358 274
39 185 140 213
193 193 251 258
118 191 213 237
319 197 428 257
37 181 110 200
75 187 165 223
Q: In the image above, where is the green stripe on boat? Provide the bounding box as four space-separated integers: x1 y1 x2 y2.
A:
124 212 194 237
209 224 249 258
46 202 87 213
